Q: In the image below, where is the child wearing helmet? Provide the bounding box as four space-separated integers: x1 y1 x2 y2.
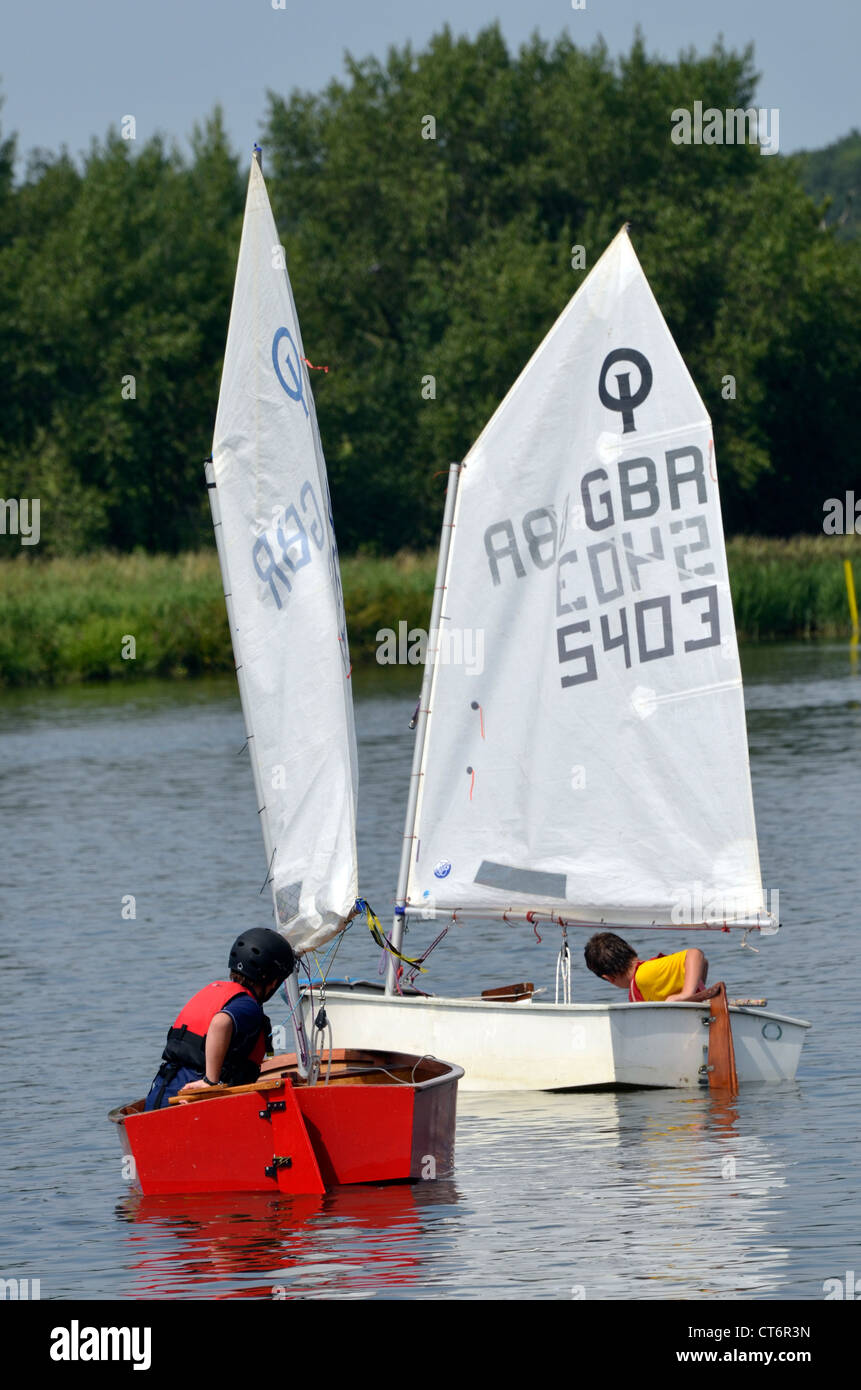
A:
144 928 296 1110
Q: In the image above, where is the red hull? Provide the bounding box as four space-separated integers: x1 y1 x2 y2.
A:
110 1050 461 1195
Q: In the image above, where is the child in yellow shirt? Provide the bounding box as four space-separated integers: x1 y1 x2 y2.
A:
584 931 718 1002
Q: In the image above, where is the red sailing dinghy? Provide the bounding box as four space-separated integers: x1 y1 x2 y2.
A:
110 149 462 1195
110 1051 461 1195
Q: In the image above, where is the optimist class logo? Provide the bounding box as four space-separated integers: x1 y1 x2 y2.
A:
433 861 452 879
272 327 309 417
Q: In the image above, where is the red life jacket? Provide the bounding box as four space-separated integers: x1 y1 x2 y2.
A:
628 954 665 1002
161 981 267 1084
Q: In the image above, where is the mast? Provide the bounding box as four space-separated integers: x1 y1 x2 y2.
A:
387 462 462 993
205 457 274 875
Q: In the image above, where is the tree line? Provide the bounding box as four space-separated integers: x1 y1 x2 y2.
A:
1 26 859 558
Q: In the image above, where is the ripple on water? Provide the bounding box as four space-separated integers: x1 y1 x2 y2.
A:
1 649 859 1298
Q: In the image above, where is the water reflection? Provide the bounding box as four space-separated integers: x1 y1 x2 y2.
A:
456 1089 792 1299
116 1180 462 1300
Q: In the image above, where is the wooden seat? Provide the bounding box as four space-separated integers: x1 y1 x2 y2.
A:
480 981 534 1002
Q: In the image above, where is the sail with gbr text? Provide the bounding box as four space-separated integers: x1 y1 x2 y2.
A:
210 156 358 953
405 228 770 931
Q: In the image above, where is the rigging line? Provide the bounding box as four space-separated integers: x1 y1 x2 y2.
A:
258 847 276 895
526 911 543 944
410 1055 435 1084
279 977 307 1037
311 1014 333 1085
326 922 351 972
406 924 450 987
311 951 326 1005
309 922 351 986
555 925 571 1005
365 1063 416 1086
305 958 329 1087
280 959 318 1078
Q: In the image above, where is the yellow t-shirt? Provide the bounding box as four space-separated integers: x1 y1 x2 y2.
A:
632 950 690 1001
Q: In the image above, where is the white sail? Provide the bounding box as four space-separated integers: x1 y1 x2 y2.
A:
210 156 358 953
405 228 770 931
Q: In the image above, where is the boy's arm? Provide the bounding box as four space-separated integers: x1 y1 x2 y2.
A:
666 948 710 1002
178 1012 234 1091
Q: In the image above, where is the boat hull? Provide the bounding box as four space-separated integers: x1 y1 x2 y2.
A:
110 1050 462 1194
305 989 809 1091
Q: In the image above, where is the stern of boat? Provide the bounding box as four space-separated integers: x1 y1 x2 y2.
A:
607 1001 810 1088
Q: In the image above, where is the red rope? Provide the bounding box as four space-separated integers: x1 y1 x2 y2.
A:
526 912 543 943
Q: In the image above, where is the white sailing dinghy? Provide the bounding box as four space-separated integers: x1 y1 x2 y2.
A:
313 227 810 1090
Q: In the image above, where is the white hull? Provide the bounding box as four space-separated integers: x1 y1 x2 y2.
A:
305 986 810 1091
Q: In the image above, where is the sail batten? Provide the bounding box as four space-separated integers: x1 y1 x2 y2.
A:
211 158 358 953
405 228 770 932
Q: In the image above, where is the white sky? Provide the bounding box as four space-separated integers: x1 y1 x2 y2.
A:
1 0 857 173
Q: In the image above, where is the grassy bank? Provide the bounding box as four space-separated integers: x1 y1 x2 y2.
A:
0 538 859 687
0 549 437 686
727 535 861 640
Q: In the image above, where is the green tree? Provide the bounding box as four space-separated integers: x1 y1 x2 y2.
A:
796 129 861 240
0 109 243 556
264 26 860 547
1 33 859 557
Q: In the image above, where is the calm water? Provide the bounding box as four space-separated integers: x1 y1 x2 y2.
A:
1 645 859 1300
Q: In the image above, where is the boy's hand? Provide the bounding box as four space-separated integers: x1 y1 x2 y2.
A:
177 1078 219 1095
666 982 723 1003
689 983 722 1002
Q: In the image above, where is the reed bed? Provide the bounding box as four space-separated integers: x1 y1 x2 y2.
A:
0 538 858 687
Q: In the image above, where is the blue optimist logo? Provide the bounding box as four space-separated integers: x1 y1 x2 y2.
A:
272 327 309 417
433 861 452 879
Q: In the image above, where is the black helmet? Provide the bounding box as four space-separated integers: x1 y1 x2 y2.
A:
229 928 295 984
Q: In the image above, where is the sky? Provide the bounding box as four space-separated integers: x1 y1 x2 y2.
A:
1 0 858 176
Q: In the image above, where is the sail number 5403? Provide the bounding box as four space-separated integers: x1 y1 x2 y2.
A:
557 585 720 686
